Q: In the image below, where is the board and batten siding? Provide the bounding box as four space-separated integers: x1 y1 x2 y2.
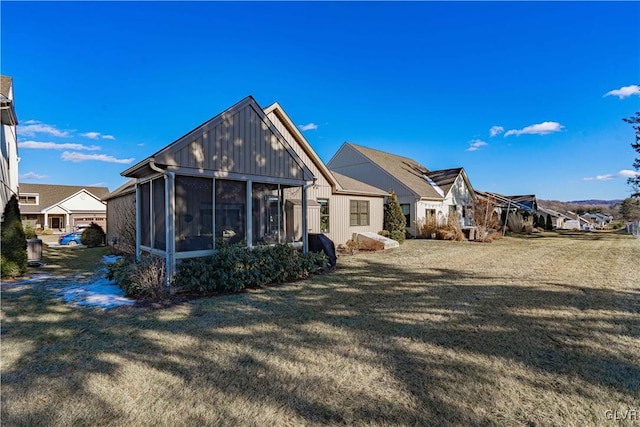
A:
327 195 384 246
155 103 306 181
106 190 136 254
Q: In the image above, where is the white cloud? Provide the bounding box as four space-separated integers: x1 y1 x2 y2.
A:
18 141 101 151
19 171 48 180
298 123 318 131
489 126 504 137
604 85 640 99
583 169 640 181
61 151 135 164
583 174 614 181
467 139 488 152
81 132 116 140
618 169 640 178
18 121 71 137
504 121 564 137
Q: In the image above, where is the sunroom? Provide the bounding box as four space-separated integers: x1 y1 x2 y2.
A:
120 97 315 282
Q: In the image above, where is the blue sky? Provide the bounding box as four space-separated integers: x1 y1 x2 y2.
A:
2 1 639 201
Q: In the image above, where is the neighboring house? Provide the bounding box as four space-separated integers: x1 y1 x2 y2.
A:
18 183 110 232
110 96 386 282
1 75 19 214
263 103 387 245
537 206 572 229
476 191 537 218
580 212 612 228
327 142 475 237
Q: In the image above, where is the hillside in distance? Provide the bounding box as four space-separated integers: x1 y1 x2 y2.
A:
538 199 622 217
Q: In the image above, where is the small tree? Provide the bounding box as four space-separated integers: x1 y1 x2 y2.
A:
472 194 500 242
532 214 539 228
545 214 553 231
383 191 406 244
81 222 106 247
1 195 27 278
619 197 640 221
623 112 640 197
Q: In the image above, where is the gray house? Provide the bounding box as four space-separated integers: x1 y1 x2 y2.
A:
109 96 386 283
328 142 475 237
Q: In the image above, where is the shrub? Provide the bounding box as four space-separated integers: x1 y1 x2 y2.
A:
383 191 406 244
472 195 501 242
23 222 37 239
436 212 465 241
378 230 390 238
1 195 27 278
107 256 168 299
173 243 328 293
81 222 106 247
417 215 438 239
545 214 553 231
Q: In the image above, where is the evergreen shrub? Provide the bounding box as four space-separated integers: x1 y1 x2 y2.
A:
173 243 328 293
81 222 106 247
383 191 406 244
1 195 27 278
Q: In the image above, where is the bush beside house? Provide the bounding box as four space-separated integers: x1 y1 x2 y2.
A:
81 222 106 247
383 191 406 244
1 195 27 278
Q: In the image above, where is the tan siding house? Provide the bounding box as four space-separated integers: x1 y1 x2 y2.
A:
18 183 110 232
263 103 387 246
328 142 475 236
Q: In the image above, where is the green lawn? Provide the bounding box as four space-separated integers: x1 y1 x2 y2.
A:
2 232 639 426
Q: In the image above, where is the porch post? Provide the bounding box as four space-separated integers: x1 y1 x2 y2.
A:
302 185 308 253
135 182 141 262
246 180 253 247
44 212 49 230
165 173 175 290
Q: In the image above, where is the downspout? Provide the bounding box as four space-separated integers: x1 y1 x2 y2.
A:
149 159 175 290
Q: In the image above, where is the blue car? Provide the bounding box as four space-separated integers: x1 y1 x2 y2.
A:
58 231 83 246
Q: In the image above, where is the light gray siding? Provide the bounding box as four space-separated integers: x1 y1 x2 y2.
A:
106 190 136 254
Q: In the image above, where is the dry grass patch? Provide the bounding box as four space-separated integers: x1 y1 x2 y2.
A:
1 231 639 426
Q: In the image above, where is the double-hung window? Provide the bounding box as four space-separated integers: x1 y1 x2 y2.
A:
350 200 369 226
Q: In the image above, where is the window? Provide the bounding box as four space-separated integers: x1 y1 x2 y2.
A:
318 198 329 232
215 180 246 245
153 178 166 250
350 200 369 226
19 194 38 205
175 176 213 252
140 182 151 247
400 204 410 227
425 209 436 220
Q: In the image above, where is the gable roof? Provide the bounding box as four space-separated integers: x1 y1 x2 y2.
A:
426 167 476 200
1 75 17 126
341 143 444 199
263 103 387 197
104 179 136 201
329 170 388 196
0 75 12 99
121 96 314 183
476 191 537 212
18 183 110 213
